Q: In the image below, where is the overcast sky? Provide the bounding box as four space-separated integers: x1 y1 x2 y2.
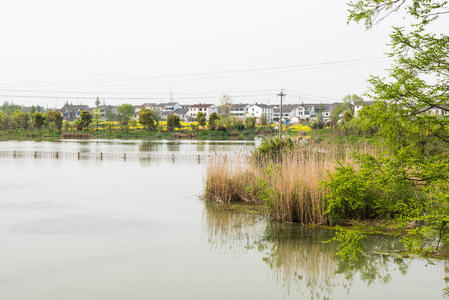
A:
0 0 447 107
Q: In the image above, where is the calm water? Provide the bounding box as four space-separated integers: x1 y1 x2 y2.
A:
0 139 446 299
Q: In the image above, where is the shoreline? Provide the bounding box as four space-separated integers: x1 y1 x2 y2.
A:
0 129 278 141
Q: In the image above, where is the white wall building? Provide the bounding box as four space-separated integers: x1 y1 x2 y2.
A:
186 104 219 119
230 104 248 118
246 104 273 123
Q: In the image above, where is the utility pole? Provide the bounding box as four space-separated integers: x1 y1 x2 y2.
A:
277 89 286 138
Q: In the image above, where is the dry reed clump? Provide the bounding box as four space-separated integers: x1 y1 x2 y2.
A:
204 142 374 225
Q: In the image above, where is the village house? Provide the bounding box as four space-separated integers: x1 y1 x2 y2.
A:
230 104 248 118
245 104 273 123
186 104 218 119
58 104 90 121
273 104 298 122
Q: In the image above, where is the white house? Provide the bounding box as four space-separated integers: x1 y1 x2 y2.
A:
273 103 335 123
246 104 273 123
230 104 248 118
273 104 299 122
186 104 219 119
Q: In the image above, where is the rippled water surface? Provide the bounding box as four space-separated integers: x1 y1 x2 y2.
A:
0 139 446 299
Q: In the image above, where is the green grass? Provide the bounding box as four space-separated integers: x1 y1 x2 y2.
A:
0 128 275 141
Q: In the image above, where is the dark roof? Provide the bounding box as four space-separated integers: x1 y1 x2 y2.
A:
190 104 213 108
173 108 188 115
249 103 272 109
59 104 90 111
231 104 248 109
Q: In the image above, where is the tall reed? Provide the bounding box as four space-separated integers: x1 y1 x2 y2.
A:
204 140 375 225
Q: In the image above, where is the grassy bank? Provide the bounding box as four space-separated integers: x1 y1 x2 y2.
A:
0 128 276 140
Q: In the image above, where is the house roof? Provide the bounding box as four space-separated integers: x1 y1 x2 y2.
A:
189 104 213 108
231 104 248 109
173 108 188 115
248 103 272 109
59 104 90 111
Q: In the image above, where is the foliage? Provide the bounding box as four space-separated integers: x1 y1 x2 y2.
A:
219 95 232 117
196 112 206 126
253 137 295 161
45 111 63 131
117 104 135 128
0 102 22 115
208 112 220 130
330 103 349 127
323 153 419 223
167 114 181 130
138 108 157 130
245 117 257 129
11 110 30 130
310 119 325 129
215 116 244 131
343 94 364 114
0 111 11 129
76 111 92 130
260 114 268 126
342 111 353 123
327 227 367 261
31 112 45 129
322 0 449 260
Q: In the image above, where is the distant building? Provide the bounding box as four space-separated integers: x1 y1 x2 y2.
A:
273 104 298 122
172 108 191 122
59 104 90 121
186 104 218 119
230 104 248 118
91 105 118 120
245 104 273 123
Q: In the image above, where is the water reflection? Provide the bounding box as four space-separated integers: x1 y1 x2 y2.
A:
138 141 162 152
204 204 411 299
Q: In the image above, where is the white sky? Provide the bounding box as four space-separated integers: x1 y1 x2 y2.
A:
0 0 447 108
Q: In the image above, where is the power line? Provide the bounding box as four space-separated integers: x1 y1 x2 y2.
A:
0 57 388 88
0 93 276 101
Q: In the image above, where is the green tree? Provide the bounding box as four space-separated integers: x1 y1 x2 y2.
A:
246 116 257 129
219 95 232 117
260 114 268 126
76 110 92 130
196 112 206 126
0 102 22 115
11 110 30 130
167 114 180 131
0 111 10 130
208 112 220 130
330 103 348 128
31 112 45 129
342 111 353 123
46 111 63 131
326 0 449 257
117 104 135 130
91 108 103 131
342 94 364 114
95 96 101 107
347 0 449 192
138 108 156 130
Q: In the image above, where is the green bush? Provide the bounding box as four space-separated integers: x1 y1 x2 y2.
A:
253 137 295 161
323 154 418 223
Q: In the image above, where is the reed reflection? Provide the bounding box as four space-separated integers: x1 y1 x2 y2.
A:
204 203 409 299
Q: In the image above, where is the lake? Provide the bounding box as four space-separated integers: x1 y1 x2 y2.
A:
0 139 446 299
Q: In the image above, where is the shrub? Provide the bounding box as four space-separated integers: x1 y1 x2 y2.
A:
167 114 180 131
253 137 295 161
322 154 417 223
